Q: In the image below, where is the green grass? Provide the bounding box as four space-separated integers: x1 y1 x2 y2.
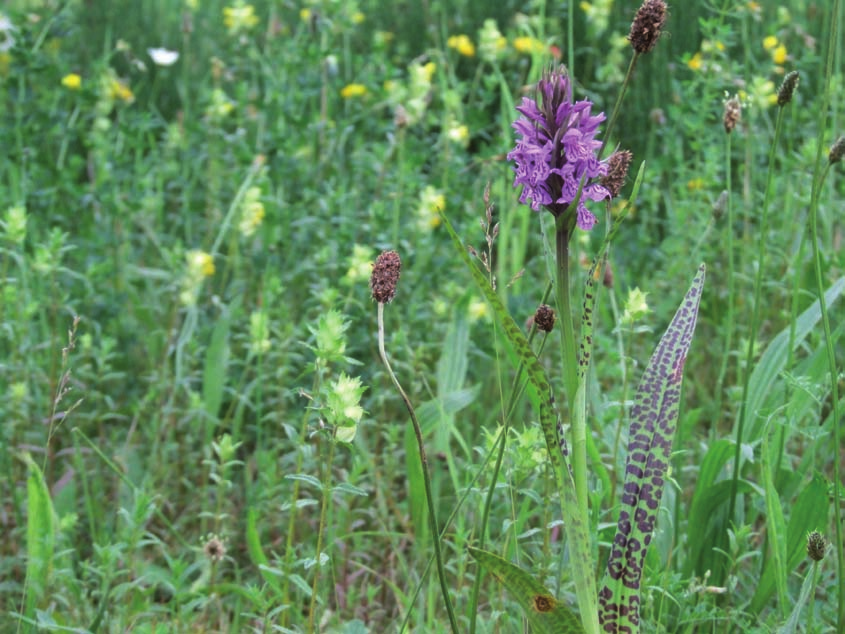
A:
1 0 843 632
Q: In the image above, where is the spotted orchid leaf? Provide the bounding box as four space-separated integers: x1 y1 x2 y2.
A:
468 547 586 633
598 265 705 633
441 211 599 634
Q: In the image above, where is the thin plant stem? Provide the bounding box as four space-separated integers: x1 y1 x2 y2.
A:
377 302 459 633
281 371 321 628
307 427 337 633
735 104 787 566
600 52 640 159
555 221 588 522
722 129 740 529
809 162 843 631
809 0 843 625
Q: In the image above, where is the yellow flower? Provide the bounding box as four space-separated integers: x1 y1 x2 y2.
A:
340 83 367 98
763 35 778 50
447 34 476 57
512 36 545 55
109 78 134 103
421 61 436 82
447 124 469 145
686 178 704 191
61 73 82 90
772 43 787 65
351 11 365 24
747 1 761 11
300 8 312 22
468 298 489 323
417 185 445 231
223 2 259 33
238 186 265 237
188 250 215 277
207 88 234 119
687 52 702 71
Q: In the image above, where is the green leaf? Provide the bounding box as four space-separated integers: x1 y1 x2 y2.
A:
598 265 705 634
751 472 829 612
203 309 231 430
442 211 598 634
245 507 284 598
284 473 324 490
744 276 845 442
761 424 789 617
23 453 56 620
468 547 585 634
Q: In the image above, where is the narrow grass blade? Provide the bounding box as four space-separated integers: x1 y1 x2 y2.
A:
751 472 829 612
22 453 56 621
245 507 284 598
468 547 585 634
598 265 705 634
744 276 845 442
203 309 231 432
442 211 598 634
761 424 789 617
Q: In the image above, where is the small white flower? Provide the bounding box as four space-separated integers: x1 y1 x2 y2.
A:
147 47 179 67
0 13 17 53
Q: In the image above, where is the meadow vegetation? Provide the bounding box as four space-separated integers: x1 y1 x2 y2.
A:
1 0 844 632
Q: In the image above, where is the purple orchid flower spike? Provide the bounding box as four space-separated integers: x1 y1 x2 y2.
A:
507 67 610 231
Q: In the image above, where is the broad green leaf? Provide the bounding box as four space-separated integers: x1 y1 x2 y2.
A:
468 547 585 634
684 439 735 576
598 266 705 634
23 453 56 620
442 211 598 634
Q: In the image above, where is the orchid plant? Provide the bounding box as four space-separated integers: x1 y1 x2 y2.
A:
450 2 706 633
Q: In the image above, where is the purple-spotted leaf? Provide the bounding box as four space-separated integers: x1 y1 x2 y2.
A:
469 547 586 634
598 265 705 633
441 211 598 633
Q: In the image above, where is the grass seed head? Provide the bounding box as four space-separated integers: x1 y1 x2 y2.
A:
807 530 827 562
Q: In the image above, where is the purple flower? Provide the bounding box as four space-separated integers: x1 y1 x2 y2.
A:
507 68 609 231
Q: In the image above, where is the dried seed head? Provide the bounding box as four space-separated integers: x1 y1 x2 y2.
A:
723 96 741 134
629 0 667 54
829 136 845 165
203 535 227 562
370 250 401 303
533 304 556 333
601 150 633 198
777 70 799 107
807 530 827 562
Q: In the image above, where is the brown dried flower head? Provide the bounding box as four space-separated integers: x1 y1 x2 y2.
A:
601 149 633 198
777 70 799 107
533 304 556 333
829 136 845 165
629 0 667 54
203 534 227 562
806 530 827 562
723 96 742 134
370 250 402 303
